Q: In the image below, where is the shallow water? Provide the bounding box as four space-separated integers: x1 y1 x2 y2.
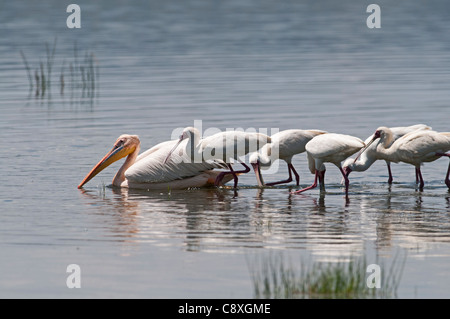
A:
1 0 450 298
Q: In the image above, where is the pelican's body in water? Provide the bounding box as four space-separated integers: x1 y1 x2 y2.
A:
78 134 234 190
165 127 272 188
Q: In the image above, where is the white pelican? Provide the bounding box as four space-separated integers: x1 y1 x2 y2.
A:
355 127 450 189
165 127 271 188
343 124 431 183
249 129 327 187
77 134 235 190
291 133 365 197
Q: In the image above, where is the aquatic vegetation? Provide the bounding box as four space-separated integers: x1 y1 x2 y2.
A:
19 39 98 99
248 251 406 299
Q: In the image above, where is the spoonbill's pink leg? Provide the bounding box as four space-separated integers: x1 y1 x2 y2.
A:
291 164 300 186
386 162 393 184
318 169 326 191
338 166 350 196
265 163 300 186
291 169 319 194
214 163 250 188
446 161 450 189
415 166 424 190
436 153 450 188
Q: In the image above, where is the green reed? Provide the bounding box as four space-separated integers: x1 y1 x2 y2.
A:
248 251 405 299
20 39 98 98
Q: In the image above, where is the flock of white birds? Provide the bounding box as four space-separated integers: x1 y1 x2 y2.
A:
78 124 450 198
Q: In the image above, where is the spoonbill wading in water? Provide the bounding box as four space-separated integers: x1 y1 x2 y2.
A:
290 133 365 197
165 127 271 188
249 129 327 187
354 127 450 190
77 134 236 190
343 124 431 183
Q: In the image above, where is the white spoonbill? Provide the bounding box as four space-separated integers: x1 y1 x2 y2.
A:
291 133 365 197
165 127 271 188
343 124 431 183
249 129 327 187
77 134 234 190
355 127 450 189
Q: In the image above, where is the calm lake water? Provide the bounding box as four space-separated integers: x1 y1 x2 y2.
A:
1 0 450 298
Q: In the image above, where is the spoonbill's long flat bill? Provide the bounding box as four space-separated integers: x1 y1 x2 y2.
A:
291 133 365 197
77 134 235 190
343 124 431 183
355 127 450 190
249 129 327 187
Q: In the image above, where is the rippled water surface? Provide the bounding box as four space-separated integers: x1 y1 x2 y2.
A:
1 0 450 298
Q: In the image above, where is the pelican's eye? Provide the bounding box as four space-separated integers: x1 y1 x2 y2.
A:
115 139 125 148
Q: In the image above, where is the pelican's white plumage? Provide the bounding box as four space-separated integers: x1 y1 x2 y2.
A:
78 134 233 190
165 127 271 188
127 137 227 184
